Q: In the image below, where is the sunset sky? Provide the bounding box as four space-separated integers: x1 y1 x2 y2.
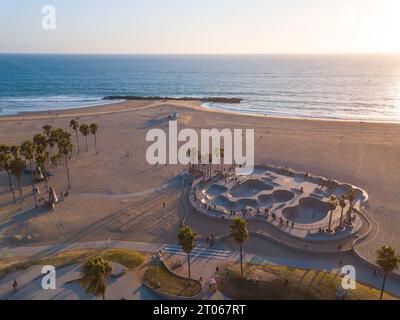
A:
1 0 400 54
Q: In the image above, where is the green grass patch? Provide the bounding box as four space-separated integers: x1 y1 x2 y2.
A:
219 263 398 300
0 248 145 280
101 249 144 269
143 263 201 298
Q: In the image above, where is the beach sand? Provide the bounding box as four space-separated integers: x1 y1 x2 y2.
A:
1 100 400 261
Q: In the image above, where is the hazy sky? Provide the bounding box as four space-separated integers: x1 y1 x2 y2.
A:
1 0 400 54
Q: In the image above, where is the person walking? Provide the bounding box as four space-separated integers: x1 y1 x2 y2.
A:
12 280 18 293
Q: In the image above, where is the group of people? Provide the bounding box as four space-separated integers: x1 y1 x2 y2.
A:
206 234 215 247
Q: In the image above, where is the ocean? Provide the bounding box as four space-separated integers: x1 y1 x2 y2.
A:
1 54 400 121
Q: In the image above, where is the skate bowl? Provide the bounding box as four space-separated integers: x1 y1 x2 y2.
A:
258 190 295 207
203 184 228 197
211 195 238 211
230 179 273 197
282 197 330 224
191 164 369 242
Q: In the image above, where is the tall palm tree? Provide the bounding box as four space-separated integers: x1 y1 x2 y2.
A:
81 256 113 300
35 145 50 192
338 195 347 228
197 150 201 172
47 128 58 157
208 153 212 179
10 145 19 157
70 118 80 154
79 124 90 152
178 226 197 279
10 153 26 204
89 123 99 154
50 153 61 168
219 148 225 173
43 125 52 137
57 133 73 190
0 145 16 203
186 148 192 172
20 140 38 207
230 217 249 277
346 188 357 224
33 133 48 151
376 246 399 300
327 195 337 232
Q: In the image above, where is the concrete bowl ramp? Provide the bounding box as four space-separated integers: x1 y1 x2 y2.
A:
258 194 273 206
236 198 260 210
273 190 295 203
211 195 238 211
203 184 228 197
282 197 330 224
211 196 261 211
230 179 273 197
257 190 295 207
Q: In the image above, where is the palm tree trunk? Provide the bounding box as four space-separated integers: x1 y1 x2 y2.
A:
187 253 191 279
328 210 333 231
44 174 49 193
65 155 71 190
75 129 80 154
6 169 16 203
339 208 344 227
380 271 387 300
29 160 38 207
94 134 98 154
347 203 353 223
240 244 243 277
17 177 24 204
85 136 88 152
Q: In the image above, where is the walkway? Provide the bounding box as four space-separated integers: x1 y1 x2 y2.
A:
1 239 400 298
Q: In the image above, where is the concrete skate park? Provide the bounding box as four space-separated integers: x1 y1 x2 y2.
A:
189 165 369 246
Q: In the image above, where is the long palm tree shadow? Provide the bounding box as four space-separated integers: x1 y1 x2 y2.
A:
0 205 50 232
19 178 185 261
59 186 181 248
307 271 321 290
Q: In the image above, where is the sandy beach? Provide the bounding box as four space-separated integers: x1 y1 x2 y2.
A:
1 100 400 261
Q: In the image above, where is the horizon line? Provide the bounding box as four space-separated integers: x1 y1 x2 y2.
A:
1 52 400 56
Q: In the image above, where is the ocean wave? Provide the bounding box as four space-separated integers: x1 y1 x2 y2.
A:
0 95 122 116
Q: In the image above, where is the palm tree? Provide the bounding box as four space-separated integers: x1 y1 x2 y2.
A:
45 127 57 157
178 226 197 279
50 153 61 168
186 148 192 172
33 133 47 151
79 124 90 152
10 145 19 157
376 246 399 300
70 118 80 154
219 148 225 173
338 195 347 228
35 146 50 192
208 153 212 179
0 145 16 203
20 140 38 207
10 153 26 204
57 133 73 190
327 195 337 232
43 125 52 137
230 217 249 277
346 188 357 224
89 123 99 154
81 256 113 300
197 151 201 172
